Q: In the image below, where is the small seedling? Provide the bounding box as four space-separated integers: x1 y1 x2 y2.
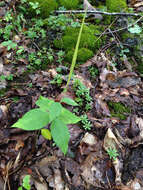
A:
18 175 31 190
57 50 65 64
80 114 92 130
73 79 92 111
12 96 81 154
0 74 13 81
50 74 63 87
107 147 119 161
88 66 99 79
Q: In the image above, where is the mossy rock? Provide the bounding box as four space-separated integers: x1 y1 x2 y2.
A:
65 48 94 63
108 101 131 120
59 0 79 9
106 0 127 12
54 25 102 51
27 0 58 18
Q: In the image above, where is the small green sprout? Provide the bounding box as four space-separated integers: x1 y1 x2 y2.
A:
73 79 92 111
50 74 63 87
18 175 31 190
80 114 92 130
107 147 119 161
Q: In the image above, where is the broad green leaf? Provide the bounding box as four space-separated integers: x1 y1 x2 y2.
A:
59 108 81 124
23 175 31 190
18 187 22 190
41 129 52 140
36 96 54 111
60 97 78 106
48 102 62 122
12 109 49 130
51 118 70 155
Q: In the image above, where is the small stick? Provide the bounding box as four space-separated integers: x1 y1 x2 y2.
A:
55 10 140 17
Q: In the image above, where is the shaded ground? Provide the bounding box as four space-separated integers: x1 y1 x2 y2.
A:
0 0 143 189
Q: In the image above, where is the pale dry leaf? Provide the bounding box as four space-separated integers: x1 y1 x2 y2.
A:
103 128 122 151
113 158 123 185
53 168 64 190
83 0 103 19
134 2 143 7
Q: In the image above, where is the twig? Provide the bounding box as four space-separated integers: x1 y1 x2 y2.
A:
55 10 140 17
95 15 143 35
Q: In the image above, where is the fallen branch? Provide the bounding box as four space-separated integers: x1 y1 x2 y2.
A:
55 10 141 17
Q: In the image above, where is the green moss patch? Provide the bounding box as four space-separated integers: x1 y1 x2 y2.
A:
137 63 143 74
59 0 79 9
108 101 131 120
65 48 94 63
106 0 127 12
54 25 102 51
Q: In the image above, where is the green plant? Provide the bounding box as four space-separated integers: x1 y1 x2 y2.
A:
18 175 31 190
128 24 142 34
29 1 40 15
1 40 17 50
4 11 13 22
88 65 99 79
65 48 94 63
57 50 65 64
119 45 130 59
107 147 119 161
73 79 92 111
0 74 14 81
45 13 80 31
50 74 63 87
80 114 92 130
108 101 131 120
12 96 81 154
27 0 58 18
47 48 54 63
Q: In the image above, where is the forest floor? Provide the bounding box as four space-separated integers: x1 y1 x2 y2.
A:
0 0 143 189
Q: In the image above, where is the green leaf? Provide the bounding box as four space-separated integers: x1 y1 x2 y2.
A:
48 102 62 122
128 24 142 34
59 108 81 124
36 96 54 111
51 118 70 155
12 109 49 130
18 187 23 190
23 175 31 190
60 97 78 106
41 129 52 140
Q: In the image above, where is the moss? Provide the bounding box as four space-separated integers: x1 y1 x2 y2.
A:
137 63 143 74
121 32 135 41
108 101 131 120
59 0 79 9
27 0 58 18
65 48 94 63
54 25 102 51
106 0 127 12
